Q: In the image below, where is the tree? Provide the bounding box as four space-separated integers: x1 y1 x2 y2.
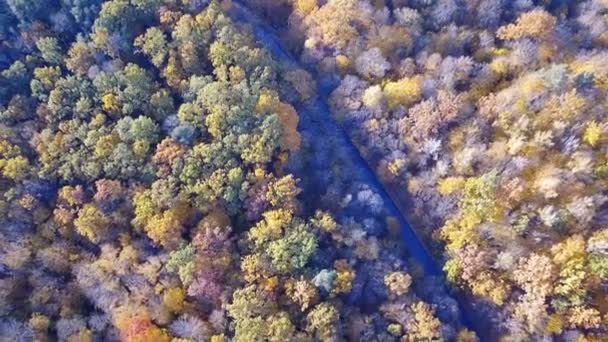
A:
407 302 442 341
1 61 29 101
36 37 64 65
249 209 317 273
383 76 422 109
497 9 557 40
267 220 317 273
303 0 370 50
135 27 169 68
512 254 555 297
384 271 412 297
355 48 390 80
60 0 102 31
285 276 319 311
306 303 339 340
0 147 29 181
167 244 196 286
276 103 301 152
332 259 355 295
266 175 300 211
74 204 110 243
65 41 95 77
583 121 603 147
163 287 186 313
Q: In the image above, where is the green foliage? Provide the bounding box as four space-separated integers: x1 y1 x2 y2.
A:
460 172 499 221
588 254 608 280
1 61 29 102
166 244 196 286
306 303 339 340
249 209 317 273
266 220 317 273
135 27 169 68
92 0 160 56
36 37 64 65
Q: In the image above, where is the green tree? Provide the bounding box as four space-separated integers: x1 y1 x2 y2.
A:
36 37 64 65
306 303 339 340
135 27 169 68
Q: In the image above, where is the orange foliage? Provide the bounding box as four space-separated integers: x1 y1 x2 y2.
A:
277 103 301 152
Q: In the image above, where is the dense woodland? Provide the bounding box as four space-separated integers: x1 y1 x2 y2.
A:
0 0 472 341
2 0 608 340
242 0 608 339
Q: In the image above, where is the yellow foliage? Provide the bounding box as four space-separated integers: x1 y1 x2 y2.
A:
256 89 279 113
387 323 402 336
333 259 355 295
210 334 226 342
139 326 171 342
0 155 29 180
19 194 36 210
583 121 603 147
295 0 316 14
439 217 479 251
387 159 405 179
312 210 337 232
491 48 510 56
456 329 477 342
489 59 508 76
74 204 110 243
437 177 466 195
241 254 264 283
408 302 442 341
536 90 586 128
101 93 120 113
545 314 564 335
263 276 279 291
95 134 119 157
163 287 185 313
521 77 546 94
90 113 107 129
0 139 19 157
229 65 245 83
443 258 462 283
497 9 557 40
335 55 350 72
383 77 422 109
29 313 50 332
249 209 292 245
551 235 586 266
266 175 299 210
470 272 509 305
145 208 185 248
132 139 150 157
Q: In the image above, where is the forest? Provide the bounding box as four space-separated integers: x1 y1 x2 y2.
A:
1 0 607 341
